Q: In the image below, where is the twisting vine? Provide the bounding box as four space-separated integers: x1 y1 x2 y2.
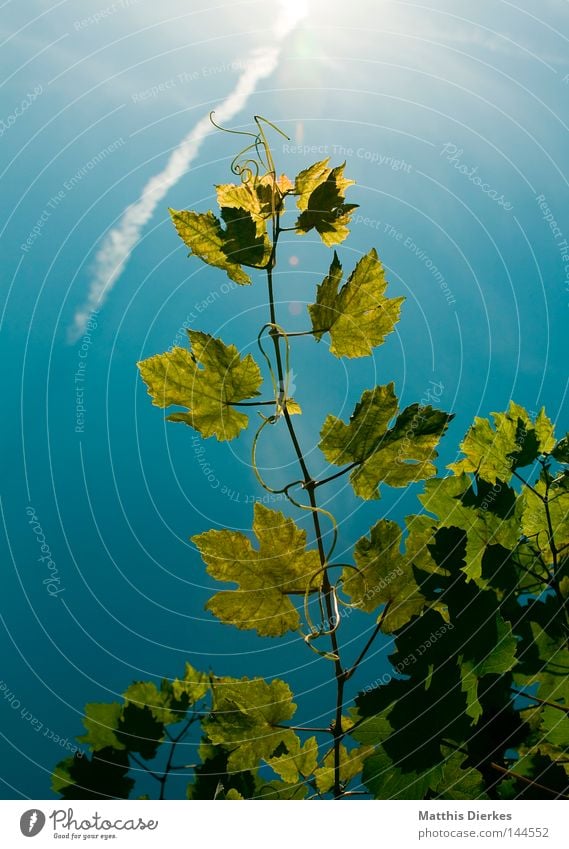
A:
51 117 569 802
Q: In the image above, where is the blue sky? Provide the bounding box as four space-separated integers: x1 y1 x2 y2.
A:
1 0 568 799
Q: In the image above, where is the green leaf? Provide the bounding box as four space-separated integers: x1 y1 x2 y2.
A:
449 404 556 483
314 744 372 793
78 703 124 752
362 751 445 799
294 159 358 246
319 383 453 500
216 173 293 236
520 480 569 565
419 474 520 582
459 615 517 724
52 749 134 800
341 519 427 632
254 780 308 799
267 736 319 783
308 250 404 358
192 503 321 637
220 207 271 267
116 703 164 760
137 331 262 441
169 209 252 285
123 681 187 726
552 434 569 463
202 676 299 775
171 662 210 705
187 743 255 800
225 788 244 799
433 752 488 800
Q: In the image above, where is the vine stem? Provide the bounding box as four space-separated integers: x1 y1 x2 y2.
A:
264 216 346 799
345 602 392 681
312 461 360 490
159 716 197 800
511 689 569 714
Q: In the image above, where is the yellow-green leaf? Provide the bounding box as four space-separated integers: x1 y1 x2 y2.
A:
77 703 124 752
137 331 262 442
216 173 292 236
308 250 404 358
314 744 373 792
449 403 556 484
267 736 319 783
202 676 298 775
341 519 426 632
294 159 358 246
319 383 453 500
169 208 252 284
192 503 322 637
521 480 569 565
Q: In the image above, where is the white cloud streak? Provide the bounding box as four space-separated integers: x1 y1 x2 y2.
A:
69 0 308 341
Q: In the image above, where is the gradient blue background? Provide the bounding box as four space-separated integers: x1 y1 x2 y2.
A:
1 0 568 799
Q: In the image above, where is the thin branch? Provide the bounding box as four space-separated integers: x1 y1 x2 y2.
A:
277 329 328 338
266 217 346 799
513 469 544 500
345 602 392 681
276 724 333 734
312 462 360 490
159 715 197 800
489 762 569 799
511 689 569 714
226 400 279 407
129 754 162 783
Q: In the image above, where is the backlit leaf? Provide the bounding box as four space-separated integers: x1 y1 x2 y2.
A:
308 250 404 358
169 209 252 285
192 503 322 637
294 159 358 246
341 519 426 632
449 404 556 484
137 331 262 441
314 744 373 793
319 383 453 500
202 676 299 776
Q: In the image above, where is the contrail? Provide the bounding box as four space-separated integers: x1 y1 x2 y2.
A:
69 0 308 341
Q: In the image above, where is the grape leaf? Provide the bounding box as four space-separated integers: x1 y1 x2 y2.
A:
123 680 190 726
314 744 373 793
433 752 488 800
220 207 271 267
116 703 164 760
225 788 244 799
520 480 569 565
78 703 124 751
192 503 322 637
171 662 210 705
137 331 262 441
169 209 252 285
449 404 556 484
308 250 404 358
267 736 318 783
52 749 133 800
216 173 293 236
319 383 453 500
187 743 255 800
202 676 299 776
459 615 518 723
419 474 520 582
294 159 358 246
341 519 427 632
254 780 308 799
552 435 569 463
